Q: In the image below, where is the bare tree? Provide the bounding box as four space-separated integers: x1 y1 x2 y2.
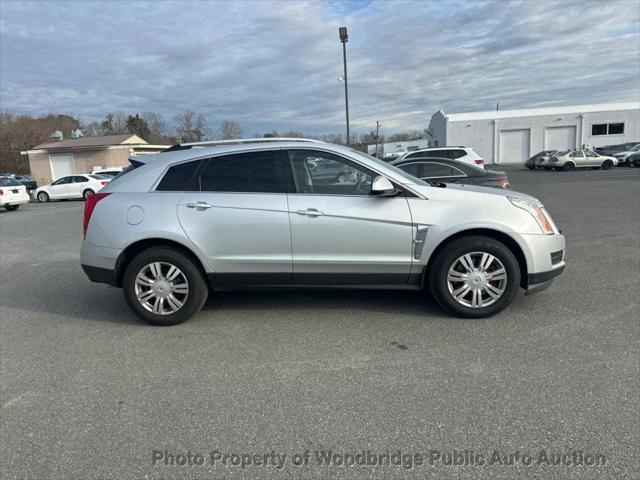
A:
101 112 128 135
141 112 170 144
217 120 243 140
83 121 105 136
175 110 209 143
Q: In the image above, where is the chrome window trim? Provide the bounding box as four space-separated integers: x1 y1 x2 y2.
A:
149 145 428 199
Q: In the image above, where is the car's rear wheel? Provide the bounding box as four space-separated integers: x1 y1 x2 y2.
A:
83 189 95 200
37 191 49 203
123 247 208 326
563 162 575 171
602 160 613 170
5 205 19 211
428 236 521 318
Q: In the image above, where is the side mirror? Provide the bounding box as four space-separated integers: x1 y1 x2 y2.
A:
370 175 396 196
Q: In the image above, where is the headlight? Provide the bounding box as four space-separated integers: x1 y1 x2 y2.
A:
508 196 558 234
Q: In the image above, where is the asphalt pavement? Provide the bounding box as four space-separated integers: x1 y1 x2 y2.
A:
1 166 638 479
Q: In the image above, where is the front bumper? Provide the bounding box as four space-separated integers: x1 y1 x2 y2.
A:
518 232 566 292
524 264 565 294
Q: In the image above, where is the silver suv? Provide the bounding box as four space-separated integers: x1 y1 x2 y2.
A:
81 138 565 325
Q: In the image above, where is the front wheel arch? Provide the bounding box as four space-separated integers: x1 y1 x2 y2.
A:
423 228 528 290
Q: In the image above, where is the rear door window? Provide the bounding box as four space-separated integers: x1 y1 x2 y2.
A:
200 151 286 193
451 150 466 159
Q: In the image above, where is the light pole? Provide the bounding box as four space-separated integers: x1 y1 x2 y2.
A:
339 26 350 145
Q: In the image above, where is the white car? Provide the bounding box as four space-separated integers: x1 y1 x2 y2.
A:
0 177 30 211
395 146 485 167
35 174 110 202
90 166 125 177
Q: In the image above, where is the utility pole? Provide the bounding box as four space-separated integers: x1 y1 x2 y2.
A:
375 120 381 158
339 27 350 146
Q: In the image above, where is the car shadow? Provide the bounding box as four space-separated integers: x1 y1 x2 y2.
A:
0 259 447 326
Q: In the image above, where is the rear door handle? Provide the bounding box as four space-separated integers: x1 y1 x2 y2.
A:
186 201 213 209
297 208 323 217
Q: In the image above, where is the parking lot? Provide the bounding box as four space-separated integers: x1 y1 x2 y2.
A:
1 167 638 479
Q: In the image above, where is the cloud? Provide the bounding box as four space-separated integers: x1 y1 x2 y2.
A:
1 0 638 135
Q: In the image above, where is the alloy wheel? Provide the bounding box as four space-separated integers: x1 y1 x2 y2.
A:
134 262 189 315
446 252 508 308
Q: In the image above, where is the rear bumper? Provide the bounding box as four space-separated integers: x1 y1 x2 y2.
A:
0 194 30 207
81 264 118 287
80 240 121 287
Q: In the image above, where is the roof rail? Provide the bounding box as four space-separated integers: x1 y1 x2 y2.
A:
180 137 326 148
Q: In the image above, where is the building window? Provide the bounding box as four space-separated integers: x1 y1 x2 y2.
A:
591 123 625 136
608 123 624 135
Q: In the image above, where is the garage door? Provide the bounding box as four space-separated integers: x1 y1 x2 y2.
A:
499 129 530 164
49 154 75 180
544 126 577 150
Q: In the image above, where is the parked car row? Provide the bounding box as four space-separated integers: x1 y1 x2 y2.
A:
525 149 619 171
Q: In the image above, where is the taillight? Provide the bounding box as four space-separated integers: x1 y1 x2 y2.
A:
83 192 111 236
0 189 3 196
498 177 510 188
474 159 484 165
100 181 108 186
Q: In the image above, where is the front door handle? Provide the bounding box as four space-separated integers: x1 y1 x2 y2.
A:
297 208 323 217
186 201 213 209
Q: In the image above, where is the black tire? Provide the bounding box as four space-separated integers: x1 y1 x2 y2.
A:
5 205 19 211
563 162 575 171
37 191 49 203
83 189 95 200
543 166 552 171
602 160 613 170
427 236 521 318
122 247 208 326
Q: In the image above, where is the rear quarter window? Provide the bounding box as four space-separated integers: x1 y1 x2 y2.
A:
156 160 202 191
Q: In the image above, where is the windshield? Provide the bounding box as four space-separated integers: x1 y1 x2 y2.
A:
347 148 429 186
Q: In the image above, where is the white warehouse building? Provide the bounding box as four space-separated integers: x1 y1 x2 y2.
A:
428 102 639 165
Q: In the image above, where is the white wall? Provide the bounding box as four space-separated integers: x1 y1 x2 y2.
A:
433 106 639 164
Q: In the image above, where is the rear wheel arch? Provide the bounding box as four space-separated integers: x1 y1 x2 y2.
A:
423 228 528 289
115 238 208 288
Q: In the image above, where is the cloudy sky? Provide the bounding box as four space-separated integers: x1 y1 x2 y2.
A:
1 0 639 135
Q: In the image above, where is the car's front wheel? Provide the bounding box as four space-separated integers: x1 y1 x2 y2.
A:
83 189 95 200
428 236 521 318
37 191 49 203
602 159 613 170
123 247 208 326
